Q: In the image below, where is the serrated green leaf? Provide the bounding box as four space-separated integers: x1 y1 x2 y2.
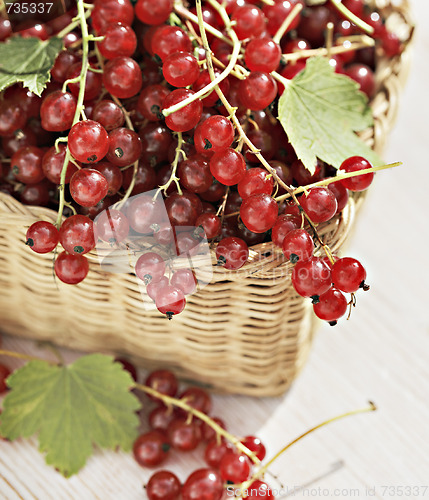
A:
0 36 63 96
278 57 382 174
0 354 141 477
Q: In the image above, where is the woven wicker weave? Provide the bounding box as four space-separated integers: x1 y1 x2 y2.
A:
0 0 413 396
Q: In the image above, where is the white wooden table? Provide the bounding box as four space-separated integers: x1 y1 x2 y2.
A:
1 1 429 498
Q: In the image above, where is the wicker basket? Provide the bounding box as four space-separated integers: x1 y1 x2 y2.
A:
0 0 413 396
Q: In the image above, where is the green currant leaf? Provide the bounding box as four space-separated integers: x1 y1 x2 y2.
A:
0 36 63 96
0 354 141 477
278 56 382 174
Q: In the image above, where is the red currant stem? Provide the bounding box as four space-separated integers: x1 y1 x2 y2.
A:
175 2 233 46
259 0 275 5
0 349 57 364
275 161 402 203
280 35 375 63
54 137 68 153
239 402 377 494
272 3 304 44
162 20 241 117
326 22 334 58
55 0 92 228
216 186 230 218
153 132 184 198
56 6 92 39
329 0 374 35
63 200 77 216
134 382 261 465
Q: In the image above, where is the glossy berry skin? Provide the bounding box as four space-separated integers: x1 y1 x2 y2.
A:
177 154 212 194
133 430 170 467
135 252 165 284
232 5 266 40
59 215 96 255
328 181 349 213
291 256 332 298
263 0 304 36
179 386 212 414
146 370 179 399
135 0 173 25
241 436 266 461
20 182 51 207
0 100 26 137
238 167 274 199
137 85 170 122
171 269 197 295
149 405 175 431
282 228 314 263
103 57 142 99
91 0 134 34
167 418 202 451
151 25 192 62
339 156 374 192
106 128 142 167
92 100 125 131
42 145 78 185
300 187 338 223
26 221 59 254
2 126 37 157
162 89 203 132
244 480 275 498
54 252 89 285
163 51 200 88
205 441 230 469
313 287 348 322
98 23 137 60
239 72 277 111
344 63 376 99
51 50 79 82
92 162 123 196
201 417 226 442
40 91 77 132
244 38 282 73
240 193 278 233
210 148 246 186
66 63 102 102
220 452 251 483
68 120 109 163
195 213 221 239
70 168 109 207
155 285 186 318
122 161 156 195
165 191 202 226
11 146 45 184
146 470 181 500
181 469 224 500
194 115 235 155
127 194 165 234
271 215 301 247
216 237 249 270
95 209 129 243
331 257 366 293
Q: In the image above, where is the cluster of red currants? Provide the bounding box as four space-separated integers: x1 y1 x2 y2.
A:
0 0 403 322
127 363 272 500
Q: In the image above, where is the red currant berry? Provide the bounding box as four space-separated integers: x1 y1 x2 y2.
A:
68 120 109 163
146 470 181 500
137 84 170 122
300 187 338 223
40 91 77 132
69 168 109 207
331 257 367 293
271 214 301 247
162 89 203 132
205 440 231 469
194 115 235 155
241 436 266 461
328 181 349 213
163 51 200 88
146 369 179 399
149 405 175 432
195 213 221 239
282 228 313 263
59 214 96 255
167 418 202 452
219 452 252 483
232 5 266 40
106 127 142 167
92 100 125 131
135 0 173 25
179 386 212 414
91 0 134 34
210 148 246 186
240 193 278 233
244 38 281 73
151 25 192 62
165 191 203 226
291 256 332 298
11 146 45 184
98 22 137 60
177 154 212 194
238 167 274 199
103 57 143 99
95 208 129 243
156 285 186 319
339 156 374 191
239 72 277 111
26 221 59 254
54 251 89 284
181 469 224 500
170 269 197 295
135 252 166 284
0 364 11 393
216 236 249 270
92 162 123 196
133 430 170 467
344 63 376 99
244 480 275 498
66 62 102 102
263 0 304 36
313 287 348 322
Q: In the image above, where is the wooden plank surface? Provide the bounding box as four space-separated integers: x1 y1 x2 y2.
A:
1 1 429 497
